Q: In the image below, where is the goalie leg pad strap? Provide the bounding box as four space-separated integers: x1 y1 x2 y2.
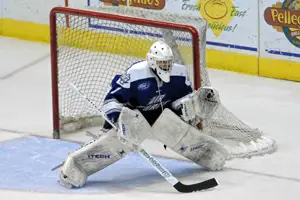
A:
152 108 230 171
60 129 132 188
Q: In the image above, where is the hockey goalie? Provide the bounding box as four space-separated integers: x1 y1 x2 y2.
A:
58 41 232 188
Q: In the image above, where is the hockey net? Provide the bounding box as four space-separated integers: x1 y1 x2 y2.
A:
50 6 276 159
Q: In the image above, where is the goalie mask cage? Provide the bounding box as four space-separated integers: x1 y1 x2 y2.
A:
50 6 276 159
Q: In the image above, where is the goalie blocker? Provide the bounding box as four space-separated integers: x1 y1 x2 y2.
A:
59 106 228 188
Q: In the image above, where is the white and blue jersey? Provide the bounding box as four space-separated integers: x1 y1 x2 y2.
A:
102 60 193 129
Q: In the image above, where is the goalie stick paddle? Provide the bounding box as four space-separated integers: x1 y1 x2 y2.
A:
174 178 218 193
66 81 219 193
137 145 218 193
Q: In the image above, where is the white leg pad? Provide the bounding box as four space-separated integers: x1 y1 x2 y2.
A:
152 108 230 171
118 107 152 146
59 154 87 188
59 129 132 188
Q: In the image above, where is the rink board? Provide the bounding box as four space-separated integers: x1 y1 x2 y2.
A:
2 18 300 81
0 136 203 194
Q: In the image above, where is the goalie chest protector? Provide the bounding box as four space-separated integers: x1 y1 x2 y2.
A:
104 60 193 125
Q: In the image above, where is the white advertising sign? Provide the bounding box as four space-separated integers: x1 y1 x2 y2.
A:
1 0 65 24
88 0 259 54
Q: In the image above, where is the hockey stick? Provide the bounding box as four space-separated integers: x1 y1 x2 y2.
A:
67 81 218 193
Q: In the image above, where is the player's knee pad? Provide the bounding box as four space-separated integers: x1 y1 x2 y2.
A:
152 108 230 171
118 107 152 147
59 129 133 188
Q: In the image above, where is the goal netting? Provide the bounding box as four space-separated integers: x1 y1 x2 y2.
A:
50 6 276 159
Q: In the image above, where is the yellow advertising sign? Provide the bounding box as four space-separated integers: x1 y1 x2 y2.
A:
196 0 246 37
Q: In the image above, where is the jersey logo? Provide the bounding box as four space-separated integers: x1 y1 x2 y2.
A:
119 73 131 85
140 94 171 111
138 82 150 91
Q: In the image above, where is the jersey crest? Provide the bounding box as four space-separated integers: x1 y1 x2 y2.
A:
138 82 150 91
118 72 131 85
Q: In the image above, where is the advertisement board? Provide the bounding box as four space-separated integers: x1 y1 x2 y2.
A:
88 0 259 54
260 0 300 61
1 0 299 80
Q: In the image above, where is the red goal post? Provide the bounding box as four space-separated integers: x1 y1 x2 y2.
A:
50 7 201 139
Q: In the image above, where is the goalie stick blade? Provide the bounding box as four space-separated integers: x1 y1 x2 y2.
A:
173 178 218 193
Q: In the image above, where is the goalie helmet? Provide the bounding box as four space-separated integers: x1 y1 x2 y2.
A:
146 41 173 83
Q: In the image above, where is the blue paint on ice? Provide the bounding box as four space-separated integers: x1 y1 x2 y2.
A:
0 136 203 193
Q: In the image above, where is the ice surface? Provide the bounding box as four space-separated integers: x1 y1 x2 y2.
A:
0 136 203 193
0 36 300 199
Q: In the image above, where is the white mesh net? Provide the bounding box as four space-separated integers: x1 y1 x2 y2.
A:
51 6 276 159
